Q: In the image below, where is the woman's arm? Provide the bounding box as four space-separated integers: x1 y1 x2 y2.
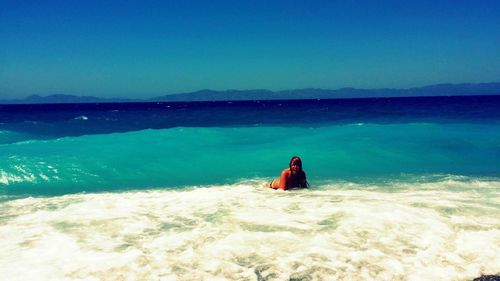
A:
279 169 289 190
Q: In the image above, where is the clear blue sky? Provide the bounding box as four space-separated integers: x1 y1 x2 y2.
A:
1 0 500 99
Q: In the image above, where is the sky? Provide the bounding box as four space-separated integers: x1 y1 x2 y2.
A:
1 0 500 99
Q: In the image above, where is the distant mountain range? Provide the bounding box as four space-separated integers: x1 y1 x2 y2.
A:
1 82 500 104
0 94 137 104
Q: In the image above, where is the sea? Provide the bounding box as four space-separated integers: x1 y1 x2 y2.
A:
0 96 499 281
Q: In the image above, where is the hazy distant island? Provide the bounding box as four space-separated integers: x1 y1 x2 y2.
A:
1 82 500 104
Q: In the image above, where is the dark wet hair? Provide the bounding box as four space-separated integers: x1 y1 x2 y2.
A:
289 156 308 188
289 156 303 171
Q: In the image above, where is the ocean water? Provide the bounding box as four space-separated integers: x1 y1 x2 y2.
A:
0 96 499 280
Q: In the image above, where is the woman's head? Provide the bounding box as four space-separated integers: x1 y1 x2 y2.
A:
289 156 303 175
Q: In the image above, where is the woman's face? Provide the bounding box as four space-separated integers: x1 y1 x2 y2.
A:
290 159 301 174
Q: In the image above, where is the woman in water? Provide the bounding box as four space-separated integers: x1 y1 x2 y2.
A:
270 156 308 190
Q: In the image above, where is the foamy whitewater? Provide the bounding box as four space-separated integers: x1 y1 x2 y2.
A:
1 180 499 280
1 97 499 280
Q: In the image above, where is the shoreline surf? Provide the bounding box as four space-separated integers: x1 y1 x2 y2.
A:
1 178 499 280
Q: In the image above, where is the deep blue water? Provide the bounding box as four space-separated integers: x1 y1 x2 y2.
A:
1 95 499 142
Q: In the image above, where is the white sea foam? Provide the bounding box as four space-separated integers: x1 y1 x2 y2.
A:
0 170 30 185
0 180 499 280
0 162 62 185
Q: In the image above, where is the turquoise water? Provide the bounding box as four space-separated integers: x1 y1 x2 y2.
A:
1 122 499 197
1 98 499 280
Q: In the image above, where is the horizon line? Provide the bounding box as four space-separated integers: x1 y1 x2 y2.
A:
3 81 500 101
